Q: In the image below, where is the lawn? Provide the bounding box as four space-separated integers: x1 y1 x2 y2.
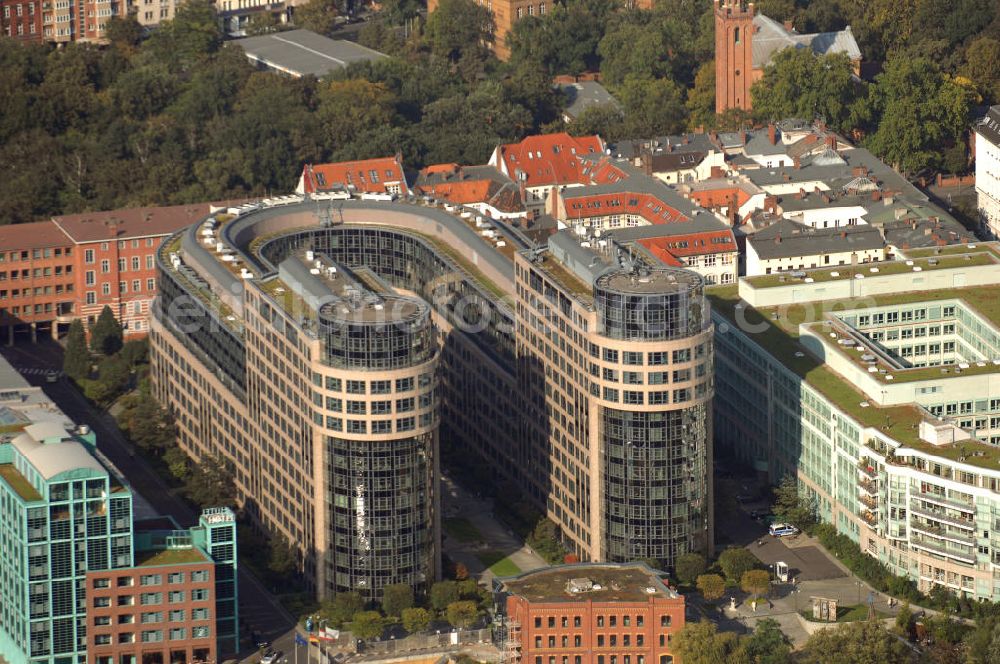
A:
800 604 889 623
443 517 483 543
477 551 522 577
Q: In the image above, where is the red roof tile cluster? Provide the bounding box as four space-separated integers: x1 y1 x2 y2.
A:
0 220 73 251
52 203 212 243
563 193 689 225
416 180 494 205
689 187 752 211
638 231 737 259
301 156 409 195
495 133 604 188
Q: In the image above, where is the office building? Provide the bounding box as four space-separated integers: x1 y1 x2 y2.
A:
493 563 685 664
711 244 1000 599
0 355 236 664
149 188 715 599
0 203 214 343
975 106 1000 239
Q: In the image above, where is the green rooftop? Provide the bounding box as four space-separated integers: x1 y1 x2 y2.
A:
0 464 42 502
134 547 208 567
709 284 1000 470
744 252 996 289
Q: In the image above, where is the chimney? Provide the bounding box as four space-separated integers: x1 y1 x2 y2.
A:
768 123 777 145
764 195 778 213
710 165 725 179
784 20 794 32
775 235 782 244
793 156 800 169
825 135 837 150
797 188 806 199
821 194 831 203
852 166 867 177
871 190 882 202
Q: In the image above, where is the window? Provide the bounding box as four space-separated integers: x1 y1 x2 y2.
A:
169 610 185 622
141 612 162 624
168 591 185 603
118 595 135 606
94 616 111 626
102 283 111 295
132 257 140 271
661 614 671 627
548 617 555 628
140 574 161 586
603 348 618 363
597 615 604 627
147 278 155 291
192 608 209 621
346 380 365 394
396 377 414 392
371 380 391 394
191 588 209 602
85 271 96 286
192 626 210 638
93 578 110 589
167 572 184 584
140 592 162 605
84 249 95 264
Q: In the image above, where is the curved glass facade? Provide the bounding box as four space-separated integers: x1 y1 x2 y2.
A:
319 299 435 370
594 269 707 341
324 433 434 596
600 404 710 563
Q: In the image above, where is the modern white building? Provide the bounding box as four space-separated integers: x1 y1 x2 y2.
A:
711 244 1000 600
975 106 1000 239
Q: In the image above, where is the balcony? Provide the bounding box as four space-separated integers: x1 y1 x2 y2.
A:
858 462 878 479
912 490 974 514
909 504 975 531
861 510 878 526
858 478 878 496
860 494 878 510
910 536 976 564
910 520 976 547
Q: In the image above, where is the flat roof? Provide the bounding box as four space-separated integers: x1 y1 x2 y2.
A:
134 547 209 567
235 29 386 78
501 563 677 603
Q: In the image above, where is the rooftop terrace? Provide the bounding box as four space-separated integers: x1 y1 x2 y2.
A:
134 547 208 567
0 463 42 501
501 564 676 603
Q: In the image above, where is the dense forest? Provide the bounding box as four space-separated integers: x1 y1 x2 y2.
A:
0 0 997 224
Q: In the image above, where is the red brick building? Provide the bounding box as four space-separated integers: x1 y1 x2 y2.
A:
1 0 42 40
0 203 212 343
494 564 686 664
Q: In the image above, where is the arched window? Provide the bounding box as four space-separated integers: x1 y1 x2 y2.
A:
734 27 740 44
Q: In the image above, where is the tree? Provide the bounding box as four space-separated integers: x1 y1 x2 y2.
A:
424 0 494 68
686 61 716 131
245 11 282 36
63 319 90 380
740 569 771 600
672 620 745 664
718 547 758 583
105 15 145 52
402 607 431 634
446 600 478 629
597 23 669 88
750 49 859 131
320 592 364 627
569 103 624 140
316 78 396 150
963 37 1000 102
89 305 123 355
293 0 339 36
430 580 459 611
164 446 190 481
381 583 414 617
893 601 913 637
675 553 708 585
799 621 912 664
772 475 816 530
738 617 791 664
267 533 297 579
618 75 687 138
859 56 975 174
184 454 237 508
696 574 726 602
89 355 130 404
350 610 384 641
526 518 567 564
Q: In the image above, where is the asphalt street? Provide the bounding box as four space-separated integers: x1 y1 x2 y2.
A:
1 340 297 661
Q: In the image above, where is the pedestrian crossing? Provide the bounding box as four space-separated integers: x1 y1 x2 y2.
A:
12 366 61 377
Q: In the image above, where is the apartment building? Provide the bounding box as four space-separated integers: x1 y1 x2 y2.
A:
494 563 685 664
1 0 42 40
0 356 237 664
149 187 715 600
0 203 212 343
975 106 1000 239
710 244 1000 600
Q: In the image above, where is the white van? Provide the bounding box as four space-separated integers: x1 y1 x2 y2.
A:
769 523 799 537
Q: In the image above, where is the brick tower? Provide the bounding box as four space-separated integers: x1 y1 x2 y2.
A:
714 0 755 114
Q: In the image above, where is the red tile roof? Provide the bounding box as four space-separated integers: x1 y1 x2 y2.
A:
689 187 752 211
301 156 409 195
495 133 604 188
562 192 689 225
0 220 73 251
638 231 738 265
51 203 212 243
415 180 493 205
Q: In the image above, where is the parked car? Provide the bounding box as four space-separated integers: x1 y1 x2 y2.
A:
45 370 59 383
769 523 799 537
260 650 282 664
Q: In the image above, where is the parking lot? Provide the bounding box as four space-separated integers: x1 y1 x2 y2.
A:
750 536 847 582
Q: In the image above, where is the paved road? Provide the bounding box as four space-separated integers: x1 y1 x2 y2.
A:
1 340 296 659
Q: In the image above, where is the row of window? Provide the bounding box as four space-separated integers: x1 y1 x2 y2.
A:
597 366 708 385
535 633 653 648
592 347 703 366
601 385 707 405
0 247 62 262
315 374 433 394
323 394 433 414
84 255 156 274
92 588 210 607
323 413 433 433
82 239 157 263
535 656 673 664
534 614 672 629
93 607 210 625
92 570 209 588
0 266 72 280
94 626 210 645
